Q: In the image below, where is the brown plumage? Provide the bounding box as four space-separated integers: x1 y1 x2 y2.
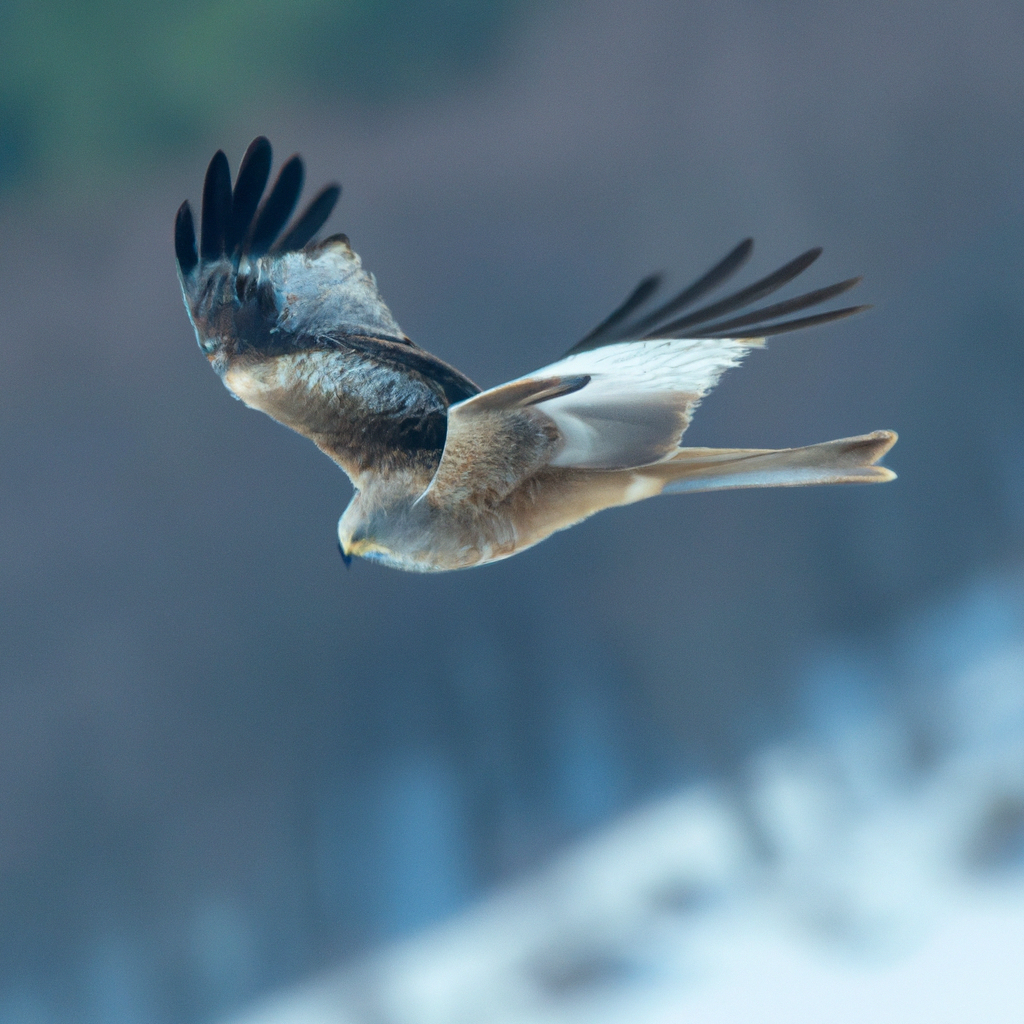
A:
175 138 896 572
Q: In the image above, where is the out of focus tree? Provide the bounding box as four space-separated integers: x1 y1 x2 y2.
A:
0 0 532 190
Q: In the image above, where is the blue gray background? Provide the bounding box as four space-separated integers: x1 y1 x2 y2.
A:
1 1 1022 1020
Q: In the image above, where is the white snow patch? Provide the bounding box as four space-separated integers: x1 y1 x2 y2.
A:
225 576 1024 1024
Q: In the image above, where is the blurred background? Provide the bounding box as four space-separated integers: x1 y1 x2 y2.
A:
1 0 1023 1021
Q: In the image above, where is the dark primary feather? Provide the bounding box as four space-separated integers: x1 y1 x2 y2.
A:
200 150 232 260
175 201 198 274
569 241 865 350
707 304 871 338
274 185 341 253
645 247 824 339
566 238 753 355
226 136 272 256
695 277 861 336
181 139 346 277
247 155 304 258
570 274 662 353
628 237 754 339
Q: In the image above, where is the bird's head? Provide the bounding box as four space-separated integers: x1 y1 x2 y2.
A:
337 494 402 569
336 490 443 572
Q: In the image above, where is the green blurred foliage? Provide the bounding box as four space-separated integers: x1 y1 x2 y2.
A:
0 0 530 191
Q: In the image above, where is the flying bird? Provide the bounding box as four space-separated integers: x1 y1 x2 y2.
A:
175 137 896 572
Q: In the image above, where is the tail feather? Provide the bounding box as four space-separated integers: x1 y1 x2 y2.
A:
653 430 897 494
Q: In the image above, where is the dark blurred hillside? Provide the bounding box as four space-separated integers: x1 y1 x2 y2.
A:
0 0 1023 1021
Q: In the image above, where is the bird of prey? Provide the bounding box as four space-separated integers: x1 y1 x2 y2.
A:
175 137 896 572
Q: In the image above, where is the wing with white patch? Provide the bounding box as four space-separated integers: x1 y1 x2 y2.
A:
420 332 759 508
518 336 762 468
520 239 869 470
425 241 870 493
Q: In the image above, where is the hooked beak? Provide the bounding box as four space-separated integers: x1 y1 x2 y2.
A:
337 539 352 568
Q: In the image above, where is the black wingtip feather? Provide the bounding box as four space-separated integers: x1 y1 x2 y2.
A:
643 246 825 339
567 274 663 355
705 304 871 339
694 276 863 337
274 184 341 253
565 238 758 356
628 237 754 338
189 140 345 268
200 150 232 260
566 242 866 350
175 201 198 274
226 136 272 256
247 155 304 258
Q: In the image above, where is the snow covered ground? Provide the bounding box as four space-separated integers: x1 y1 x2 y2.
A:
227 575 1024 1024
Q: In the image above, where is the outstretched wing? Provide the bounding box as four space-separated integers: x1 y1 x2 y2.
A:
175 138 479 486
425 243 868 502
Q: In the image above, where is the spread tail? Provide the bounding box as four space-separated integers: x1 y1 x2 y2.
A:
650 430 897 494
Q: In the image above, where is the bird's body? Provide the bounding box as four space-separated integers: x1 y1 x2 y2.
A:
176 138 896 572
